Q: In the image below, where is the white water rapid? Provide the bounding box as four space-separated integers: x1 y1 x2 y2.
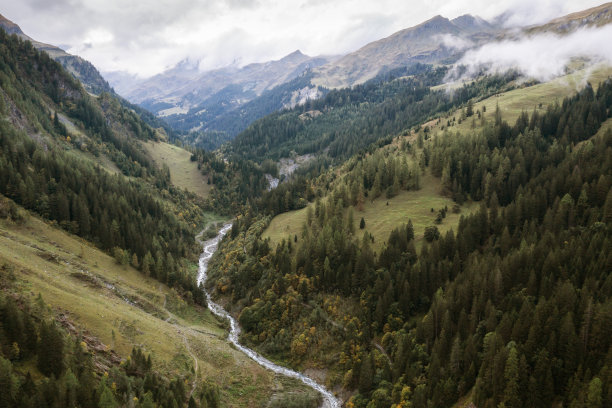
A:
197 224 341 408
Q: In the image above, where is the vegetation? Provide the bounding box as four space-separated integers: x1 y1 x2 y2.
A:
0 29 211 305
0 195 316 407
142 140 212 199
3 14 612 408
170 72 324 149
210 77 612 407
230 65 514 162
0 278 221 408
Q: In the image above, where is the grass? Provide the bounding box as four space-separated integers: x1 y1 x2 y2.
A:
262 65 612 253
263 172 476 252
429 64 612 136
142 140 211 199
351 172 477 251
0 210 311 407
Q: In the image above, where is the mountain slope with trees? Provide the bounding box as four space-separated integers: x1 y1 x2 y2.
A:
209 64 612 407
0 27 207 307
229 64 514 163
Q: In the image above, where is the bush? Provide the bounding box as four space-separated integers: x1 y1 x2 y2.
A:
0 196 27 224
424 226 440 242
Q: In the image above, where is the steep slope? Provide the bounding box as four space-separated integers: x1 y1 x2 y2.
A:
229 65 513 163
212 62 612 408
0 205 314 407
311 15 499 89
0 13 112 94
167 71 326 149
0 22 318 408
141 140 212 199
0 26 209 308
525 1 612 34
122 50 329 107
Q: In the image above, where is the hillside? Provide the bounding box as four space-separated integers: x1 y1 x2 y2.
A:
165 71 327 149
0 13 113 94
142 140 212 199
229 64 512 163
311 15 500 89
0 22 314 408
110 50 334 143
525 1 612 34
0 204 315 406
212 69 612 407
3 2 612 408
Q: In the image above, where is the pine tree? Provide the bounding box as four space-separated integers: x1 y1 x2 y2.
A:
98 380 118 408
358 352 374 394
587 377 603 408
348 207 355 234
503 346 521 408
37 322 64 378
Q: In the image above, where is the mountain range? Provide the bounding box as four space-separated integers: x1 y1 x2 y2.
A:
310 14 499 89
3 2 612 149
1 3 612 408
101 12 503 145
110 3 612 146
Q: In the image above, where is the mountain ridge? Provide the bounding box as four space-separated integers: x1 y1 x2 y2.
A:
0 13 113 95
310 14 500 88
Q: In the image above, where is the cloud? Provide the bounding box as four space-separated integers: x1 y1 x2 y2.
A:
447 25 612 83
437 34 473 51
0 0 606 77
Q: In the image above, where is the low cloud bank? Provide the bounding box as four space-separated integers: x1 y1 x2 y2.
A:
446 24 612 83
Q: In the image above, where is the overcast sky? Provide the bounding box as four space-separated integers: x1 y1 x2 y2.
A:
1 0 606 77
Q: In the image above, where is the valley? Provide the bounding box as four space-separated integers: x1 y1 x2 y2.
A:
1 2 612 408
0 204 318 406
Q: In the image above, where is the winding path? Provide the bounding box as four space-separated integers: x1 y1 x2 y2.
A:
197 224 341 408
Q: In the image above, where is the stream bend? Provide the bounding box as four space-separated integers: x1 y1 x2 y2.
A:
197 224 341 408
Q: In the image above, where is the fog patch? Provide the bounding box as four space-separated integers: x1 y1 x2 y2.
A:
446 24 612 83
437 34 474 51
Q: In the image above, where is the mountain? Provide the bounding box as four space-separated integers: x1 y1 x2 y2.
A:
525 1 612 34
210 6 612 407
111 14 499 146
310 14 500 89
113 50 334 117
0 23 314 406
0 13 113 94
105 49 334 148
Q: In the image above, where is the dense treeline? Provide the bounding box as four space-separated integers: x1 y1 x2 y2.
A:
0 282 220 408
0 29 162 179
189 148 271 215
230 66 514 162
210 78 612 407
0 29 206 305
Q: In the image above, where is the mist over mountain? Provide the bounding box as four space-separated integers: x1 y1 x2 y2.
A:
310 14 501 89
111 50 334 113
107 12 501 147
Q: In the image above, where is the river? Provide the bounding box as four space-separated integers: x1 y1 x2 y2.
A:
197 224 341 408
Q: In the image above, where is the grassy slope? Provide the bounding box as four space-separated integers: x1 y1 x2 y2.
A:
51 110 123 176
142 141 211 199
429 65 612 135
263 173 476 252
350 172 476 250
264 65 612 253
0 212 312 407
